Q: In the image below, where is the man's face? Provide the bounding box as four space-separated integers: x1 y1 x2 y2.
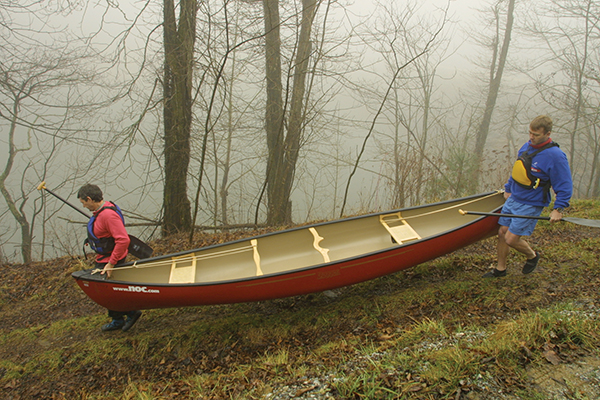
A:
79 197 96 212
529 127 551 146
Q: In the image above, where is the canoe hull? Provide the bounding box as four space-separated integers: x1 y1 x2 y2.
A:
72 192 503 311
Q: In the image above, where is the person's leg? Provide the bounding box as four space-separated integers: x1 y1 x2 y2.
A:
504 226 540 274
484 225 510 278
504 230 536 260
496 198 542 274
94 261 125 331
102 310 126 332
122 310 142 332
503 229 540 274
497 226 510 272
486 197 542 278
95 261 142 332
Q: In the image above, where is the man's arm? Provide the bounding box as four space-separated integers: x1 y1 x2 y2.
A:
548 150 573 210
99 210 131 266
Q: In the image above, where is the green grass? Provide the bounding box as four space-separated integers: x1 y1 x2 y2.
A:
328 301 600 399
1 198 600 399
5 288 600 399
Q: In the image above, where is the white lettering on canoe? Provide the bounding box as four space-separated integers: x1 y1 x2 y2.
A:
113 286 160 294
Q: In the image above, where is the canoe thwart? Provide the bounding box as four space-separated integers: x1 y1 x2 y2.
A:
169 254 197 284
251 239 264 276
309 227 330 263
380 213 421 244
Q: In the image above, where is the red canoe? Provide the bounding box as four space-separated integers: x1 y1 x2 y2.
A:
72 191 505 311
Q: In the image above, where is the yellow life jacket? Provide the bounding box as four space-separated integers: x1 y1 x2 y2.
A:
511 142 558 189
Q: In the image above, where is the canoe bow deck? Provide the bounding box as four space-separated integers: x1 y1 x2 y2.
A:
72 191 505 311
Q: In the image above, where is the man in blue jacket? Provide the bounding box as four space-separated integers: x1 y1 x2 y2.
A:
484 115 573 278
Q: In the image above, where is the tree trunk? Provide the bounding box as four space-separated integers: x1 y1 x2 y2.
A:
263 0 317 225
590 125 600 197
473 0 515 188
162 0 197 236
0 96 32 263
263 0 286 225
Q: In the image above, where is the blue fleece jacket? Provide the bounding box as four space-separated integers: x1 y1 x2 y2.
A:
504 141 573 209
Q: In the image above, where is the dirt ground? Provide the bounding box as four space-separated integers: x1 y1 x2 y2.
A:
1 226 600 399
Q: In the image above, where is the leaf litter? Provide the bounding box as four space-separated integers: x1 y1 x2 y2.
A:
0 219 599 399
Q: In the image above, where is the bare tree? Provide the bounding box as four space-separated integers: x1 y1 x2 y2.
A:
472 0 515 188
0 1 168 261
187 0 265 241
0 102 34 262
524 0 600 198
347 1 451 210
0 49 93 262
262 0 319 225
162 0 197 235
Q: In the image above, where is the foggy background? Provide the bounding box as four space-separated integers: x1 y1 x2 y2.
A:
1 0 599 263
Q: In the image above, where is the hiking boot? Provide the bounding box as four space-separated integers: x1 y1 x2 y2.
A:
482 268 507 278
101 319 125 332
122 310 142 332
522 252 540 274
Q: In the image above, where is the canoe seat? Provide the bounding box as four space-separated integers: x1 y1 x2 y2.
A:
380 213 421 244
169 255 196 284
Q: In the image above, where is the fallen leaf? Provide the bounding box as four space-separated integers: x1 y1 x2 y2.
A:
543 348 561 365
409 384 423 392
296 385 317 396
520 344 534 359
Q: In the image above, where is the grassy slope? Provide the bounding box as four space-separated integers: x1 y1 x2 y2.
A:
1 199 600 399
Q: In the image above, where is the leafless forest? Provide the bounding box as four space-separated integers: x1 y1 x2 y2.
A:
1 0 599 263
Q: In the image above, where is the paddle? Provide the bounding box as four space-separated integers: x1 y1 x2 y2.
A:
37 182 90 219
37 182 154 258
458 209 600 228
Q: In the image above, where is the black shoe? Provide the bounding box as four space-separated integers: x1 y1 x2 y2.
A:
522 252 540 274
122 310 142 332
483 268 507 278
101 319 125 332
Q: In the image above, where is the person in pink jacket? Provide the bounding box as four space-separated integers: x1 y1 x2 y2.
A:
78 184 142 332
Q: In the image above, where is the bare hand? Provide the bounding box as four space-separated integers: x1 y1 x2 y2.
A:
102 263 115 278
549 209 563 223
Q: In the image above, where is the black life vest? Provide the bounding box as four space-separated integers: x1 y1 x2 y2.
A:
85 202 125 255
511 142 559 190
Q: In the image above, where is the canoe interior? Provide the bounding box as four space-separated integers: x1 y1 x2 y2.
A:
107 192 504 286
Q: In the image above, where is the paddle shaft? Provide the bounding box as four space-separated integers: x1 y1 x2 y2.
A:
37 182 90 219
460 210 550 221
459 209 600 228
37 181 154 258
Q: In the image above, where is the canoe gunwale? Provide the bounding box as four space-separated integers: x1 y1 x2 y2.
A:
72 191 503 289
86 191 503 266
